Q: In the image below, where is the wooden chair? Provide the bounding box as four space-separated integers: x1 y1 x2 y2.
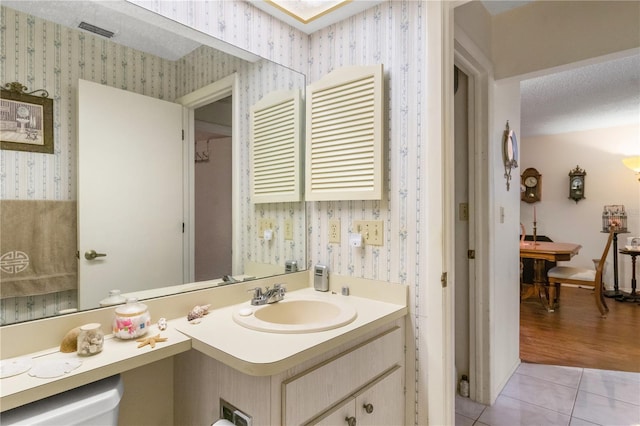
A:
547 229 615 318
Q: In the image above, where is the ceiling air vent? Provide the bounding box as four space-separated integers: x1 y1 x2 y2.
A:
78 22 115 39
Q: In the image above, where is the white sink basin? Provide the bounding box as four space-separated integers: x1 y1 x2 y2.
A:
232 297 357 333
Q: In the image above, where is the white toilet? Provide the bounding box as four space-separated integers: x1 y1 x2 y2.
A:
1 375 123 425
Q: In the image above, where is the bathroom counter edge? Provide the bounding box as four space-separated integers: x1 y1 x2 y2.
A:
0 325 191 412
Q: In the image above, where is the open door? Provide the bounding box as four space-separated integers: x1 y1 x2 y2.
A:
77 79 184 309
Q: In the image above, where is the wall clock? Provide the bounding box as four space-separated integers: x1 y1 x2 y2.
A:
568 165 586 203
520 167 541 203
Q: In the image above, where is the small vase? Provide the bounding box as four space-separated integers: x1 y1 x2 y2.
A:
77 323 104 356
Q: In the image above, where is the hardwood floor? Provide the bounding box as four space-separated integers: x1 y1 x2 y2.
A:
520 285 640 373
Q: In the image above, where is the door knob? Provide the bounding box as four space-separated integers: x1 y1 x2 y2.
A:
345 416 357 426
363 403 374 414
85 250 107 260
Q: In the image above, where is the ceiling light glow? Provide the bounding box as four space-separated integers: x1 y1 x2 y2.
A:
266 0 352 23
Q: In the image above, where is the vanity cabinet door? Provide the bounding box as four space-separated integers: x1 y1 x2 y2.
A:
310 365 403 426
283 327 402 425
313 399 356 426
356 365 404 426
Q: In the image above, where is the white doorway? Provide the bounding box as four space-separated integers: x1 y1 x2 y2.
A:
193 97 233 281
452 42 493 404
176 73 240 284
454 65 472 387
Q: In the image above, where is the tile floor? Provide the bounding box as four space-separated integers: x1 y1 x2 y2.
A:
455 362 640 426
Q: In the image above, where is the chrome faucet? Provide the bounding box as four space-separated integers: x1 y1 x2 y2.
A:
249 284 286 305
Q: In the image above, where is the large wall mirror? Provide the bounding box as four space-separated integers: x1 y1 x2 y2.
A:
0 1 306 324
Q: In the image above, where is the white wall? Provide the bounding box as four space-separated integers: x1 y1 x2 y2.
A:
520 124 640 291
490 80 522 401
492 1 640 79
455 3 523 405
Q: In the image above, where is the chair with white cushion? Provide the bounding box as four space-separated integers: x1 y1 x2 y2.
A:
547 229 615 318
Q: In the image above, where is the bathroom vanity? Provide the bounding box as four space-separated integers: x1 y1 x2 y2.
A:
0 272 407 425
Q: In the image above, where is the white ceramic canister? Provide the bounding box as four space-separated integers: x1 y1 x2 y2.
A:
112 298 151 339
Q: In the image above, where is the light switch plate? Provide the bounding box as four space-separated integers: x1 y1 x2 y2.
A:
284 219 294 240
258 218 274 237
353 220 384 245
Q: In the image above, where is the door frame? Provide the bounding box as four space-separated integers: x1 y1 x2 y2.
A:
453 39 492 404
175 73 239 283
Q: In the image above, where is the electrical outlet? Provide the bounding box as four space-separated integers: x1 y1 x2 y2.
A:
284 219 294 240
353 220 384 246
329 219 341 243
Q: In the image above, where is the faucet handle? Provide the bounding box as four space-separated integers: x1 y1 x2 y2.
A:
275 283 286 294
248 287 263 297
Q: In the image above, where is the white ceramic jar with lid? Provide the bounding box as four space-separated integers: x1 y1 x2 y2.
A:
112 298 151 339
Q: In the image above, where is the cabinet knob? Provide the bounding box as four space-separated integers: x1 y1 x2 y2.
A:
363 403 374 414
345 416 357 426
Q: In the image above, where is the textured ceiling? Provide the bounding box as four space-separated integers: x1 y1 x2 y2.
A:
1 1 259 62
520 54 640 137
477 1 639 137
2 1 200 60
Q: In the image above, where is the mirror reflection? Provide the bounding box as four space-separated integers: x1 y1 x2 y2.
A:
0 1 306 325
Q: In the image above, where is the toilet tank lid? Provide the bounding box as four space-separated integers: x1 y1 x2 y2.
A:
1 375 123 425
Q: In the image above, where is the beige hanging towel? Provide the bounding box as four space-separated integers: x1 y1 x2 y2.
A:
0 200 77 298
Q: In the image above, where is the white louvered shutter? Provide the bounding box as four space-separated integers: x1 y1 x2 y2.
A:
305 64 384 201
250 89 303 203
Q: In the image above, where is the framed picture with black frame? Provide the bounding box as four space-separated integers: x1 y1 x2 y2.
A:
1 82 54 154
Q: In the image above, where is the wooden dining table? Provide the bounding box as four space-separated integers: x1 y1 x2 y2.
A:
519 241 582 312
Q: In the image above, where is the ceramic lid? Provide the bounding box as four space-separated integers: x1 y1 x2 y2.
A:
80 323 102 331
99 289 127 306
114 298 148 316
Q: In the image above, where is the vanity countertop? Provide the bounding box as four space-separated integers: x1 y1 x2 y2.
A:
1 276 407 412
0 325 191 412
173 287 407 376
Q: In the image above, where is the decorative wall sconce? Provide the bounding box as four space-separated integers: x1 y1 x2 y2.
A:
502 121 518 191
568 165 586 203
622 156 640 181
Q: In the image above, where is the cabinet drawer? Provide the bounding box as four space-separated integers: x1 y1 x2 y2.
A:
282 326 402 425
310 365 404 426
